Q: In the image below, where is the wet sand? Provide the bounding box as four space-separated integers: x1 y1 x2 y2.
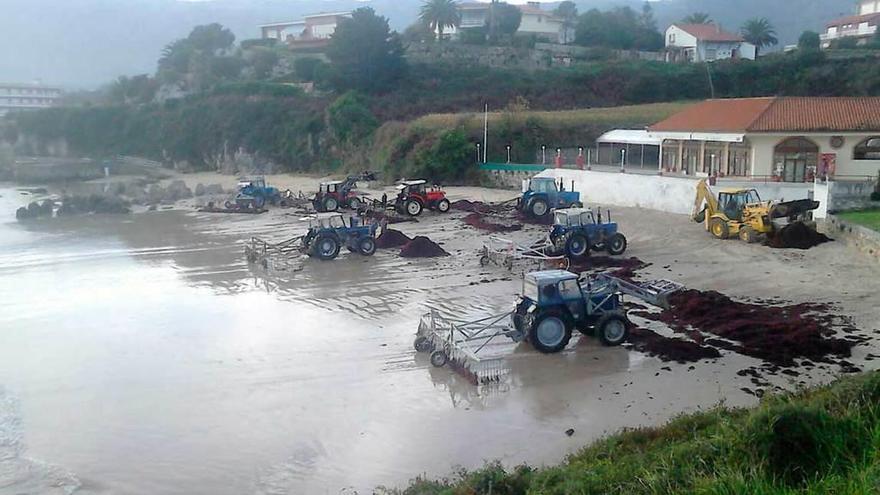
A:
1 179 879 494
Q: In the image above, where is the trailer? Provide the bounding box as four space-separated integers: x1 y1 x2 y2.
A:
479 235 570 271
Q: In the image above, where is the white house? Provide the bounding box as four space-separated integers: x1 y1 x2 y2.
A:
453 2 571 44
665 23 756 63
821 0 879 48
259 12 351 49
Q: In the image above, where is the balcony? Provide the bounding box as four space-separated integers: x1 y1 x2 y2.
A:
821 24 877 41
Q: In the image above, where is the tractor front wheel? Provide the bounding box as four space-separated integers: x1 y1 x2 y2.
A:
530 198 549 217
597 314 629 346
529 312 573 354
436 199 451 213
254 196 266 209
606 233 628 256
348 197 362 210
709 218 730 239
313 235 340 260
414 336 432 353
739 226 758 244
358 237 377 256
406 199 423 216
566 234 590 258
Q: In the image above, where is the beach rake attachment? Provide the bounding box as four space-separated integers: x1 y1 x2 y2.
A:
244 235 306 272
414 309 525 384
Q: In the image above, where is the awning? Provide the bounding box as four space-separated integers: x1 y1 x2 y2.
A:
596 130 662 146
597 129 746 145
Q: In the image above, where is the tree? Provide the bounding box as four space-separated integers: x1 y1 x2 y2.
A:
247 47 279 79
798 31 821 52
187 23 235 53
109 74 158 104
639 2 657 32
326 7 407 93
554 1 578 44
741 18 778 57
486 1 521 43
575 7 663 51
419 0 460 40
682 12 712 24
327 91 378 143
402 21 435 43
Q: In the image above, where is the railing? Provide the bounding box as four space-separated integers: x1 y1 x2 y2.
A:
821 25 877 41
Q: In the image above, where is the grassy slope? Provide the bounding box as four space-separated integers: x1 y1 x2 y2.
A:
384 372 880 494
411 102 693 133
837 210 880 232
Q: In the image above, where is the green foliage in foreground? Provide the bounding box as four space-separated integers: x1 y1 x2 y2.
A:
837 209 880 232
383 372 880 494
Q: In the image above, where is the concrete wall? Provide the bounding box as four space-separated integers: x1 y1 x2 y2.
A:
539 168 698 215
824 214 880 263
827 179 878 212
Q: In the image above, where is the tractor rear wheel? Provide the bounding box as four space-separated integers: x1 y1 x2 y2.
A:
406 199 423 216
597 314 629 346
436 199 451 213
566 234 589 258
358 237 376 256
530 198 549 217
254 196 266 209
709 218 729 239
529 311 573 354
348 197 362 210
312 235 340 260
606 233 628 256
323 197 339 212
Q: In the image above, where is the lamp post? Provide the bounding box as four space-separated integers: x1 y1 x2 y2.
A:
620 149 626 173
506 145 511 164
476 143 481 164
541 145 546 165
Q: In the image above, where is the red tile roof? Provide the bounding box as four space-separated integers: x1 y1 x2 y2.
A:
826 12 880 28
673 23 744 42
649 97 880 133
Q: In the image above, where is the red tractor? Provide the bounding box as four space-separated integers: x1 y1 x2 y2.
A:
312 172 376 212
394 180 451 217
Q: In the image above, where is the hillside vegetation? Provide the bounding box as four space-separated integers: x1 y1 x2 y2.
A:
387 372 880 494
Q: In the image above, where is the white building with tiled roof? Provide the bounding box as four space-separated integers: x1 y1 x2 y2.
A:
821 0 879 48
665 23 756 63
452 1 571 43
0 82 62 118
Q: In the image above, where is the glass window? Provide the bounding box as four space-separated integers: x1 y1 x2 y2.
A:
329 216 345 228
854 136 880 160
558 279 580 299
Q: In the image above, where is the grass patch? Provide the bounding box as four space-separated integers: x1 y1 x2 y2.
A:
383 372 880 494
412 102 692 133
837 209 880 232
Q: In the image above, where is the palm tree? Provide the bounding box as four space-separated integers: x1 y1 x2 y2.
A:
682 12 712 24
741 17 778 57
419 0 461 41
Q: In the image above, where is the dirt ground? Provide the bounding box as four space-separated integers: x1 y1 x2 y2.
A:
5 172 880 493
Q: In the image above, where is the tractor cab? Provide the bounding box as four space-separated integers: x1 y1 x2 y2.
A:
549 207 627 257
518 177 582 218
717 188 763 221
318 181 344 194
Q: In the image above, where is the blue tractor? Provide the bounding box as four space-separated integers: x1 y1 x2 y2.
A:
227 176 282 210
549 208 628 258
300 213 378 261
517 177 582 218
512 270 682 353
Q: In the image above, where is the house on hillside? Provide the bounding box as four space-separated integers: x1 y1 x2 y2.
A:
821 0 879 48
259 12 351 49
453 2 571 44
641 97 880 182
664 23 756 62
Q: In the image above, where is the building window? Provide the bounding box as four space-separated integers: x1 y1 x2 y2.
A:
669 33 675 43
706 48 717 61
854 136 880 160
773 137 819 182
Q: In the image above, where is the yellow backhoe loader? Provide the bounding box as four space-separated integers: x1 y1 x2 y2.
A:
692 179 819 243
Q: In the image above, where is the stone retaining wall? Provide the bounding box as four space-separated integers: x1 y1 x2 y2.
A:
824 214 880 263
